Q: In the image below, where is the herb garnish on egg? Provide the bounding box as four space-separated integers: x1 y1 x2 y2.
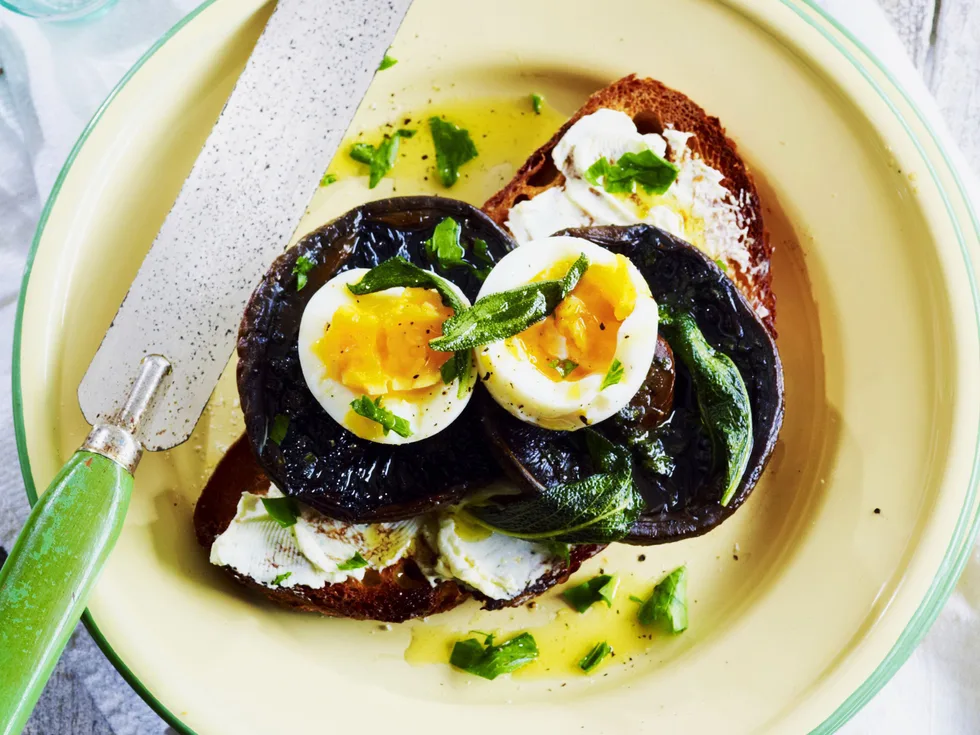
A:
430 253 589 352
349 396 413 438
600 358 624 390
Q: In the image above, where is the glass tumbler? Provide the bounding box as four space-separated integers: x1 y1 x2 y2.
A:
0 0 117 21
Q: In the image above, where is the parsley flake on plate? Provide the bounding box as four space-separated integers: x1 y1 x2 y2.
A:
450 632 538 680
637 566 689 633
428 117 478 187
562 574 620 612
578 641 612 673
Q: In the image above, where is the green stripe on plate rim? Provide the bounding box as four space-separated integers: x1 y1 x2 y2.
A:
9 1 980 734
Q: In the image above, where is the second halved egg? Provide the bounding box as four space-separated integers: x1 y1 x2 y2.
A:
475 236 659 431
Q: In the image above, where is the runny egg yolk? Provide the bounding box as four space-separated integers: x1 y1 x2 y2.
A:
509 254 637 381
312 288 454 396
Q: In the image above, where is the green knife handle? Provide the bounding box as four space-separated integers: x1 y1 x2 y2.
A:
0 451 133 735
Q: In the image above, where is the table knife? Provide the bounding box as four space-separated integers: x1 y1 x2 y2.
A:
0 0 412 731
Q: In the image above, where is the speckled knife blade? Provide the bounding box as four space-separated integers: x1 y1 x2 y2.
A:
78 0 412 451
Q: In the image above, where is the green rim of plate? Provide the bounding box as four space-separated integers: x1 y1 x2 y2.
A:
9 1 980 733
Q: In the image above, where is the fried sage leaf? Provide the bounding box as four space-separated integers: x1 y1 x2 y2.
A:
467 430 643 544
450 633 538 680
429 254 589 353
659 308 752 506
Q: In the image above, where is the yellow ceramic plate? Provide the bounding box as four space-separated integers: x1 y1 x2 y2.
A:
13 0 980 732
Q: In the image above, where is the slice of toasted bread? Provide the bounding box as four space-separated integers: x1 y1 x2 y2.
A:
194 436 601 622
483 74 775 332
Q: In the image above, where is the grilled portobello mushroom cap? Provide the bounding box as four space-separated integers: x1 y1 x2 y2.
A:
481 224 784 543
238 197 515 522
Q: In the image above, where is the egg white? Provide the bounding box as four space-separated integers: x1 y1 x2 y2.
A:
297 268 472 445
475 236 658 431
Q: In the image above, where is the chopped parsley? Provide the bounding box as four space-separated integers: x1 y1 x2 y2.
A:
562 574 619 612
713 257 728 273
337 552 369 571
424 217 492 280
261 496 299 528
472 238 493 265
531 93 544 114
450 632 538 680
425 217 466 269
272 571 292 586
600 359 624 390
544 541 571 564
638 566 689 633
378 53 397 71
349 129 415 188
292 254 316 291
349 137 398 188
578 641 612 673
549 358 578 378
584 149 679 196
350 396 413 438
269 413 290 445
428 117 478 187
320 172 338 187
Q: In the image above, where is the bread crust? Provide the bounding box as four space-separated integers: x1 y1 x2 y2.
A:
194 436 601 622
482 74 775 333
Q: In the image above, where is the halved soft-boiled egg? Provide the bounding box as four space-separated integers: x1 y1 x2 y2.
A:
475 236 658 431
298 268 472 445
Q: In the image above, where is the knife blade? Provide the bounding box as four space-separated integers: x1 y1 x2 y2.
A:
80 0 412 451
0 1 412 731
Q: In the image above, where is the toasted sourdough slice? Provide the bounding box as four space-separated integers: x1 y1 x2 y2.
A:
194 436 600 623
483 74 775 333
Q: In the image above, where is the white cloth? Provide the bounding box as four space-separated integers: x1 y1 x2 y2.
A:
0 1 976 733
